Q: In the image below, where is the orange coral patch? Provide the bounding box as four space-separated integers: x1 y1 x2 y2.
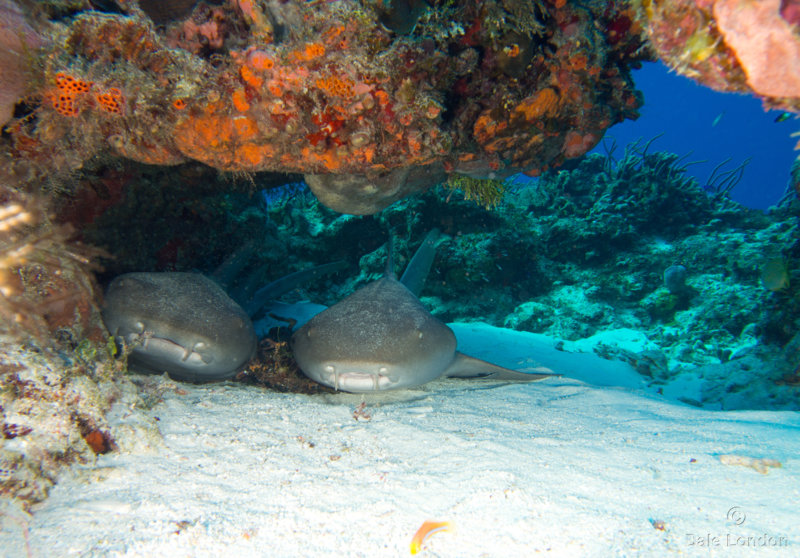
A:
514 88 560 122
373 90 390 106
240 65 263 88
55 73 93 94
305 43 326 59
47 91 80 117
238 143 273 167
232 116 258 140
315 75 355 98
289 42 326 64
189 115 233 147
248 50 274 71
232 88 251 112
95 88 124 115
569 53 588 71
49 72 95 117
473 113 509 148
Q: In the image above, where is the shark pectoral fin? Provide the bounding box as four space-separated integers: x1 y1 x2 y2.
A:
444 352 559 382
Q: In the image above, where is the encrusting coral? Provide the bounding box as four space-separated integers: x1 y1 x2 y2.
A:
1 0 650 214
0 183 103 344
0 182 150 509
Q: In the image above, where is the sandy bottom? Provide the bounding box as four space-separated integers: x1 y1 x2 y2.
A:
1 327 797 557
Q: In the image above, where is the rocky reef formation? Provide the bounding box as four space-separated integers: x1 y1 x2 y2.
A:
4 0 648 214
0 182 147 509
2 1 798 214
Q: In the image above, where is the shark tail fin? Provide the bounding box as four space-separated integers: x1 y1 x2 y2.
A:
444 352 558 382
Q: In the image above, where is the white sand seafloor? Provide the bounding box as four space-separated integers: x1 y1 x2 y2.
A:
2 324 798 557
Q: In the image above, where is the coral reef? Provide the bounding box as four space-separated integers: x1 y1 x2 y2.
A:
0 337 124 507
0 0 648 213
0 183 104 345
0 179 142 509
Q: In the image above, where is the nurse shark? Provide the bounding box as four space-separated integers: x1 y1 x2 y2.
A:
291 230 556 392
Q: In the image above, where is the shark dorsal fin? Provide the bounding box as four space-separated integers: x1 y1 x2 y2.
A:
400 228 441 297
384 232 397 279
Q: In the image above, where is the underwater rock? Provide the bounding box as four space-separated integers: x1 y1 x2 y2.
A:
2 1 649 209
663 264 688 294
304 165 446 215
0 335 141 508
697 350 800 411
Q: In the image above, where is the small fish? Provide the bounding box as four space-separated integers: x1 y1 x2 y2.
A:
410 520 453 555
711 112 724 127
775 112 792 123
761 258 790 291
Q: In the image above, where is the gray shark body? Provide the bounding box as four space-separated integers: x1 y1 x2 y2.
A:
102 272 257 382
291 231 555 392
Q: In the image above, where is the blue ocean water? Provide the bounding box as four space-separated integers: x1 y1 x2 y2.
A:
599 62 797 210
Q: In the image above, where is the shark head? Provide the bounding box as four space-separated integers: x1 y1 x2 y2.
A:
102 272 257 382
291 277 457 392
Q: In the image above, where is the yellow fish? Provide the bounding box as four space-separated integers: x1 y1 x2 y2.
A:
761 258 790 291
410 520 453 555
